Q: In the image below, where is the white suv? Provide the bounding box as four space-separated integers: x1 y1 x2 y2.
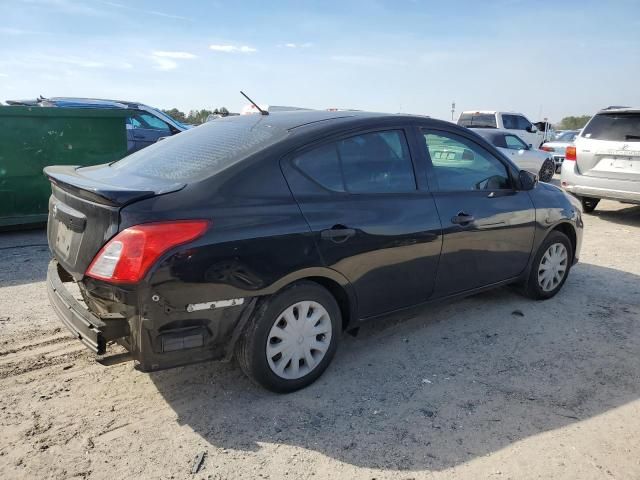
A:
561 107 640 212
458 111 546 148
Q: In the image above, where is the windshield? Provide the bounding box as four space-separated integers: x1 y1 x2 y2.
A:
111 115 286 181
582 113 640 141
458 113 497 128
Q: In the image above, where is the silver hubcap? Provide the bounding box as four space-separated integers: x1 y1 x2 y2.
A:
538 242 568 292
266 301 332 380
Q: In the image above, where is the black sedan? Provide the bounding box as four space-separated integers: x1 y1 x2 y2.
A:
45 111 583 392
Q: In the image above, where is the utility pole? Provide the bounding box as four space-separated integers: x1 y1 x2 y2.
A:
451 101 456 121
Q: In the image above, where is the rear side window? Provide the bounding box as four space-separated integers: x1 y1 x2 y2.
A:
112 116 286 181
458 113 497 128
293 130 416 193
582 113 640 141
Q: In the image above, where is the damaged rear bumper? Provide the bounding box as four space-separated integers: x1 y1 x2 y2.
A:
46 260 128 354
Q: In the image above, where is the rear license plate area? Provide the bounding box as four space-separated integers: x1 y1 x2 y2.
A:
54 221 74 260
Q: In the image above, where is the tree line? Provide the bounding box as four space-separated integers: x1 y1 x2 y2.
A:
162 107 230 125
556 115 592 130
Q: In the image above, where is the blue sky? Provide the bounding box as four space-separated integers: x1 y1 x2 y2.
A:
1 0 639 122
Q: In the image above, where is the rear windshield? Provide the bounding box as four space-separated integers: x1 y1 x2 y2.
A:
582 113 640 141
458 113 497 128
111 115 286 181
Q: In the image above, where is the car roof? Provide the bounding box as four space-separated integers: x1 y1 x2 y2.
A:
226 110 432 133
460 110 525 115
469 127 513 139
597 106 640 114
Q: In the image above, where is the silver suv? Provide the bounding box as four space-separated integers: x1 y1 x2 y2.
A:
561 107 640 212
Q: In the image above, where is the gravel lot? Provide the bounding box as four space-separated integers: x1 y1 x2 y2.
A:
1 197 639 480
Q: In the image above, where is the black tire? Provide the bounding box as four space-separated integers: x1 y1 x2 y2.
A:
523 230 573 300
236 281 341 393
580 196 600 213
538 158 555 182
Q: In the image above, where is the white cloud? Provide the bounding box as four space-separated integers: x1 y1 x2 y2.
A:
152 51 196 59
151 57 178 71
283 42 312 49
209 44 257 53
150 51 196 71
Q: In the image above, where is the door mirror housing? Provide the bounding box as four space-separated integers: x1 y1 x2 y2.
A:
526 125 537 133
519 170 538 190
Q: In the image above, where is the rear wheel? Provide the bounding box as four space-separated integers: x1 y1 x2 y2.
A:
523 230 572 300
538 158 555 182
580 196 600 213
236 281 341 393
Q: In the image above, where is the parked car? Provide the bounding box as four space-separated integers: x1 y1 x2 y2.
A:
561 107 640 212
45 111 583 392
457 110 550 148
6 97 188 152
471 128 556 182
541 130 580 172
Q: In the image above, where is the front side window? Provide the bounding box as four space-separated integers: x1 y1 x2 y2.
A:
505 134 528 150
516 116 532 130
293 130 416 194
134 113 171 131
423 130 512 191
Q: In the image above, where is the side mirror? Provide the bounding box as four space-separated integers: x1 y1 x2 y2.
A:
528 144 533 149
519 170 538 190
526 125 537 133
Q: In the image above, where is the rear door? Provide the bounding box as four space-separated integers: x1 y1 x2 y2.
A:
420 127 535 296
282 127 442 318
577 112 640 181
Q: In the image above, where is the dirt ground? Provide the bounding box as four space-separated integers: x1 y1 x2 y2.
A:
1 198 639 480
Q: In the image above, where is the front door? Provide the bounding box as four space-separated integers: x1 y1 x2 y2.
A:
129 113 172 151
420 128 535 297
282 128 442 318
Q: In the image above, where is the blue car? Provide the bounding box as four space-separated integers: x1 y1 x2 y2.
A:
6 96 189 152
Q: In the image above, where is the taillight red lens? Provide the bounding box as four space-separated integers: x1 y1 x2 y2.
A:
86 220 210 283
565 146 577 161
540 145 555 152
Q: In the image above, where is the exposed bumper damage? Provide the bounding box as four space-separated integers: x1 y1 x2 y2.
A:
47 259 256 371
47 260 128 354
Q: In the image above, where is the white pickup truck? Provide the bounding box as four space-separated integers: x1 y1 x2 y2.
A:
458 111 552 148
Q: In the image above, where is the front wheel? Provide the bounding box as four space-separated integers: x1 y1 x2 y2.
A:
523 230 573 300
538 158 555 182
236 281 341 393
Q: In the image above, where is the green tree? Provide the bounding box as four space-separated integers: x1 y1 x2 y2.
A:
558 115 592 130
161 108 187 123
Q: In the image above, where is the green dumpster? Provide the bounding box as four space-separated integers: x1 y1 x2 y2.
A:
0 106 133 228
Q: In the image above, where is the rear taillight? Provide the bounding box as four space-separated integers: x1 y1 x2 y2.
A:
86 220 210 283
540 145 555 152
565 146 577 161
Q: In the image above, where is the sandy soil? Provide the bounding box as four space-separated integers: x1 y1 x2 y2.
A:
1 199 639 480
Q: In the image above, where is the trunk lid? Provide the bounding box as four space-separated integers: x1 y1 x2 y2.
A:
45 164 185 279
576 111 640 181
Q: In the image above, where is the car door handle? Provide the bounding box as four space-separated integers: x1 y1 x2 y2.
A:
133 134 145 139
451 213 475 225
321 227 356 243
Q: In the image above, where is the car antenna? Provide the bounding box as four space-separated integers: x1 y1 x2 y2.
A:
240 91 268 115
